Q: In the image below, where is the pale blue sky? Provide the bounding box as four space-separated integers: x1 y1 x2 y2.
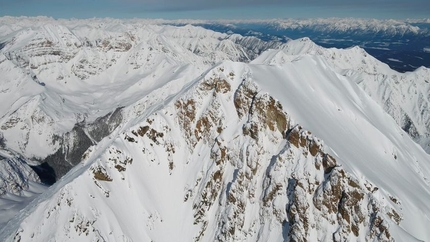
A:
0 0 429 19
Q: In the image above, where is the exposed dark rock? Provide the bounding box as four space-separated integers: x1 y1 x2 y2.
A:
30 162 56 185
233 79 258 119
42 124 93 179
87 107 123 142
37 108 123 183
401 114 418 139
0 132 5 148
92 166 112 182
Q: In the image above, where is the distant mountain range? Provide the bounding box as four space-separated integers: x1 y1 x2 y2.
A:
187 18 430 73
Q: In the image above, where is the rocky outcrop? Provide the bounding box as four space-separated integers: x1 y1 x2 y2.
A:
40 108 123 182
173 69 401 241
0 149 40 196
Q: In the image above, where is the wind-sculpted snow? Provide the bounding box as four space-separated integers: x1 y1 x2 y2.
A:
1 58 429 241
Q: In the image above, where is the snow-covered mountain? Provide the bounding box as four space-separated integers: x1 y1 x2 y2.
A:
0 17 284 180
0 17 430 242
78 18 428 37
2 54 430 242
182 18 430 73
253 37 430 153
265 18 428 36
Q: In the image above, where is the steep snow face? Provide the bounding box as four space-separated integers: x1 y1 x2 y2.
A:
0 18 284 180
2 57 429 242
253 37 430 153
354 67 430 153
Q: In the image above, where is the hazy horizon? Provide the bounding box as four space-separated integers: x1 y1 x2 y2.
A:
1 0 429 20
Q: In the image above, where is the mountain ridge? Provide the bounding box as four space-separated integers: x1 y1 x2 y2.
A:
1 56 430 241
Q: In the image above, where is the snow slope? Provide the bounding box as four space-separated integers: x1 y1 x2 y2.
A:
253 37 430 153
1 55 429 241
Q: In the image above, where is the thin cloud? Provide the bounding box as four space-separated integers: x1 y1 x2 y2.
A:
0 0 428 19
117 0 430 18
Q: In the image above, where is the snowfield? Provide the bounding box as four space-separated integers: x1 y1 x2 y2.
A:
0 17 429 242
